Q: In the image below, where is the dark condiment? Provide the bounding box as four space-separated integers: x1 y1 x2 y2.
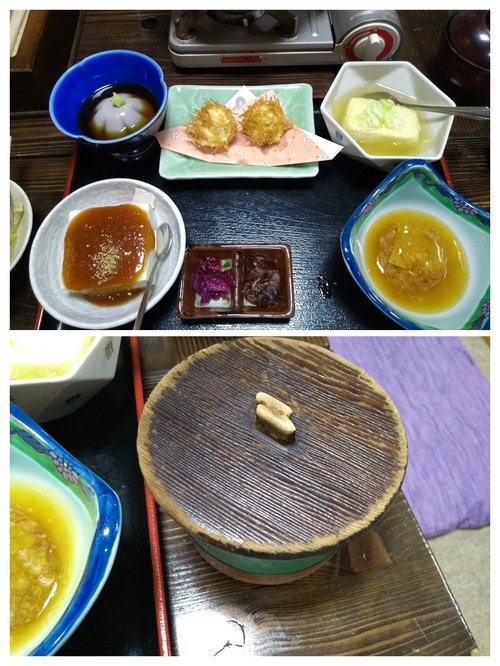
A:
242 254 281 307
62 204 155 306
78 82 158 140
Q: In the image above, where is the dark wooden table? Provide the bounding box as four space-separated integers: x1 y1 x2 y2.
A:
10 10 490 330
134 335 479 656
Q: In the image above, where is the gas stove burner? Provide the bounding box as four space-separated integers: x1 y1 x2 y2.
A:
208 10 298 37
207 10 265 26
173 10 299 41
168 9 403 68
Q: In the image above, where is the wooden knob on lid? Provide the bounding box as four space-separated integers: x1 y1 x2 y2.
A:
255 391 295 443
137 338 407 583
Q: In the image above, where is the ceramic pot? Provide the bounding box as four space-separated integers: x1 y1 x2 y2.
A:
137 338 408 585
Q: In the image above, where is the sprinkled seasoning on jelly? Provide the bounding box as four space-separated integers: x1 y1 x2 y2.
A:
62 203 155 306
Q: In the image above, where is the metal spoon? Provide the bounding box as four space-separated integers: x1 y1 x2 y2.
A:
365 92 490 120
132 222 172 330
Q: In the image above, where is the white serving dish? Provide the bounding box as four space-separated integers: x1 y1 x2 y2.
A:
320 61 455 171
10 180 33 270
10 334 121 422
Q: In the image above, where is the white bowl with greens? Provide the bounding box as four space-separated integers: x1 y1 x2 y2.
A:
10 180 33 270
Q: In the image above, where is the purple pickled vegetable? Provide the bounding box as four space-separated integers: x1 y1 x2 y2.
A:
193 256 234 305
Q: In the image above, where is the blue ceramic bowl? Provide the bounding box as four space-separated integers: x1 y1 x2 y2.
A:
341 159 490 330
49 50 167 160
10 403 121 655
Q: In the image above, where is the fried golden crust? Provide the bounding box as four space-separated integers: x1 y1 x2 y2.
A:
241 98 292 146
186 100 238 151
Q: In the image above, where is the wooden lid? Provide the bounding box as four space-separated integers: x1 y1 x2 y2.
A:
137 338 407 558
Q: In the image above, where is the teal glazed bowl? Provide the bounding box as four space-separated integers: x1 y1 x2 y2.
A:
341 159 490 330
10 403 121 655
191 536 335 584
49 50 167 161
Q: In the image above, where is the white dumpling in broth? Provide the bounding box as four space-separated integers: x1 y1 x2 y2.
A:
88 91 156 140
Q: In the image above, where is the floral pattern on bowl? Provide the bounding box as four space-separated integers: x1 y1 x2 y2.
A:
340 159 490 330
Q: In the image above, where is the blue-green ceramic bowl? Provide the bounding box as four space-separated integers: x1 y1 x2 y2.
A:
10 403 121 655
341 159 490 330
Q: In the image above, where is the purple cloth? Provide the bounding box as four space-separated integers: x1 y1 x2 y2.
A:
328 336 490 538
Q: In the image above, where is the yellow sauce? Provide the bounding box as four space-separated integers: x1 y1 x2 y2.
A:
363 210 468 313
10 481 79 655
10 335 95 381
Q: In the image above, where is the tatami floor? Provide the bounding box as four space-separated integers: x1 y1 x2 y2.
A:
429 525 490 655
427 337 490 656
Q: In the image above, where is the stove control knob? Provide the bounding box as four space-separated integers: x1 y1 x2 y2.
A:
353 32 386 60
342 26 399 61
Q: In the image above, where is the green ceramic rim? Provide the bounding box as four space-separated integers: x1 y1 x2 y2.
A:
193 537 333 576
